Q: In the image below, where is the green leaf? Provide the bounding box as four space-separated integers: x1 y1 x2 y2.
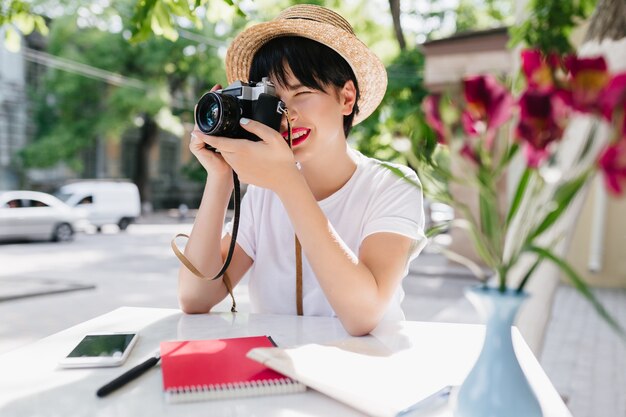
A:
577 120 598 163
478 188 498 240
515 256 542 292
152 1 179 41
130 0 158 42
379 162 423 189
527 245 626 340
34 16 49 36
476 167 501 260
455 216 498 268
426 222 451 238
4 26 21 53
12 12 35 34
439 246 490 281
506 167 532 226
222 0 246 16
498 142 519 174
479 191 496 242
528 171 589 241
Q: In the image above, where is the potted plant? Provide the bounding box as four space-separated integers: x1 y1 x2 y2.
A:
401 49 626 417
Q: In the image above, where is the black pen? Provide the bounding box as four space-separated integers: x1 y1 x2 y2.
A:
96 354 161 398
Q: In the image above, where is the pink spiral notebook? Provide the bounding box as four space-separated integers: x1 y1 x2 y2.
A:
159 335 305 403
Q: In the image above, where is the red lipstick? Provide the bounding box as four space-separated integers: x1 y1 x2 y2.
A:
282 127 311 147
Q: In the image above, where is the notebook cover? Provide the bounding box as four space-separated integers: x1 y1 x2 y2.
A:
159 336 290 390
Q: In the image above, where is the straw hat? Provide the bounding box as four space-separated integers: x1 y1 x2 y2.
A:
225 4 387 125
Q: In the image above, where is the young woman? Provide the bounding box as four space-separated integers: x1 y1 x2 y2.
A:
177 4 426 336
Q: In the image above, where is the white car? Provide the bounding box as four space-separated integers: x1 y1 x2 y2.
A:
56 181 141 231
0 191 88 242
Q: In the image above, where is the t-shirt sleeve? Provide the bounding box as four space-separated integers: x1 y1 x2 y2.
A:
362 166 427 261
223 185 256 260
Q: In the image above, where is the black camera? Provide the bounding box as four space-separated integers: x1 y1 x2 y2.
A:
195 77 284 147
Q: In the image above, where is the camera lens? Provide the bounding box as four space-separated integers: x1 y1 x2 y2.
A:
195 92 241 136
205 100 219 131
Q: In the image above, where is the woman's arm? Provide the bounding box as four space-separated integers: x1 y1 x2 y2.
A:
177 120 253 314
275 173 416 336
177 175 253 314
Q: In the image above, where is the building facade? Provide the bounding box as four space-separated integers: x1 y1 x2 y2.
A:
0 27 29 190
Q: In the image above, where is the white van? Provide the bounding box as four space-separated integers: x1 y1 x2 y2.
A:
57 181 141 231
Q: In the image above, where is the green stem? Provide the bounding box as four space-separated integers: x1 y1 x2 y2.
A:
497 266 508 292
457 205 499 268
516 258 542 293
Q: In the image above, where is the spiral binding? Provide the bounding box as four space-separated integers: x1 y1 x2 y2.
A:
165 377 306 403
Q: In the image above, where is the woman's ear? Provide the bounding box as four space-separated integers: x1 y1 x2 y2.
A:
340 80 357 116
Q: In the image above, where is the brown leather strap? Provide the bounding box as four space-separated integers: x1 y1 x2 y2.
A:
284 108 303 316
171 233 237 313
295 235 303 316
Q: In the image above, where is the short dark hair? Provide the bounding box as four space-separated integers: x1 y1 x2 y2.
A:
249 36 360 138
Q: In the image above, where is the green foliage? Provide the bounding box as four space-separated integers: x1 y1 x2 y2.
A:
509 0 597 54
1 0 48 52
353 48 431 164
130 0 245 42
20 1 227 173
455 0 514 33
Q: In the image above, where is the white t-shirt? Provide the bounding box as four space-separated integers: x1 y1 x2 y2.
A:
224 150 426 321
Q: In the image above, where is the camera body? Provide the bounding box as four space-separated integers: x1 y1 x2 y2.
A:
195 77 284 148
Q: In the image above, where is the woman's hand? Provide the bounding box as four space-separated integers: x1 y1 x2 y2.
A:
189 85 233 183
204 118 299 193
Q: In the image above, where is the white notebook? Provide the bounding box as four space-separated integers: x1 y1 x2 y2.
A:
247 321 466 417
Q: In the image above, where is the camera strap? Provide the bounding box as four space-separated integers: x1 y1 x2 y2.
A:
172 107 304 316
170 171 240 312
283 108 304 316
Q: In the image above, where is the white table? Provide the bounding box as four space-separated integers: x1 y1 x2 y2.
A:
0 307 571 417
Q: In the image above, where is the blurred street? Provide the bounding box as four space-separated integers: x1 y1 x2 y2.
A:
0 213 470 354
1 214 625 417
0 221 190 353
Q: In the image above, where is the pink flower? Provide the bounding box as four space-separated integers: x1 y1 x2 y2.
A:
462 75 514 146
599 73 626 139
516 90 570 168
423 94 447 144
565 55 611 113
521 49 558 91
598 140 626 195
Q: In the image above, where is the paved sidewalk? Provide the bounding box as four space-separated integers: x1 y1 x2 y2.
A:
541 286 626 417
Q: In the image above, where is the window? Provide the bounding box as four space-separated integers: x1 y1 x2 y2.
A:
159 138 179 180
25 199 49 208
5 199 22 208
77 195 93 205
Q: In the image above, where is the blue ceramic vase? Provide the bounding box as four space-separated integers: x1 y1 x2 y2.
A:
454 286 543 417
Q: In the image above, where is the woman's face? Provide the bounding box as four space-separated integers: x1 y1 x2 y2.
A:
272 68 356 164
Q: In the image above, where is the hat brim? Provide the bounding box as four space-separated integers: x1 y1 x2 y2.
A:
225 20 387 125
